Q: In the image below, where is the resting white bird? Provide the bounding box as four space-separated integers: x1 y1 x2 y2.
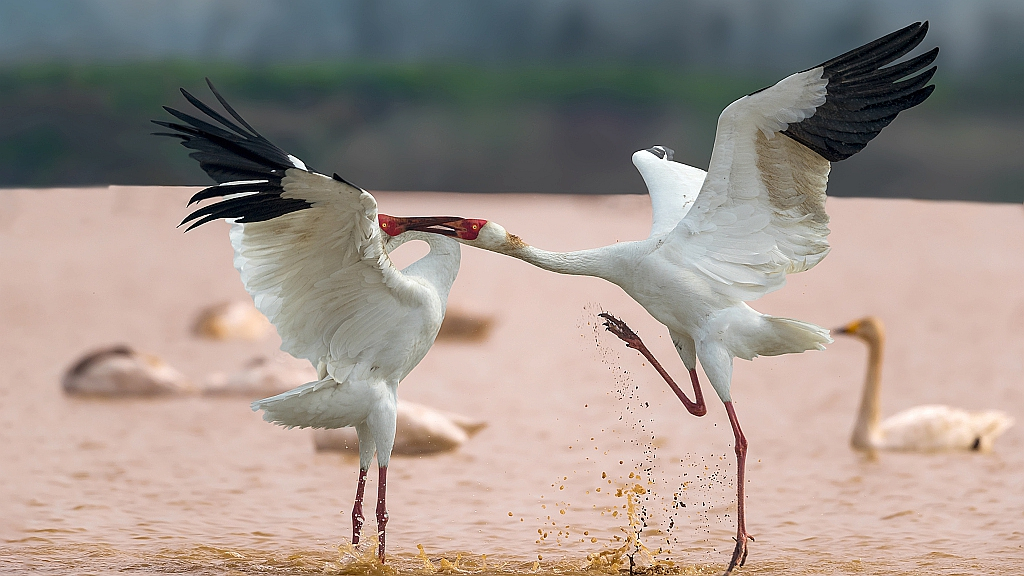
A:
62 345 195 396
155 81 467 563
313 400 487 455
836 316 1013 452
426 22 938 574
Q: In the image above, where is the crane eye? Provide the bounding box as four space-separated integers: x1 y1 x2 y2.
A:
381 222 388 227
471 224 479 230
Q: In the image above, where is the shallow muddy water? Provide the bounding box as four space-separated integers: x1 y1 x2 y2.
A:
1 188 1022 574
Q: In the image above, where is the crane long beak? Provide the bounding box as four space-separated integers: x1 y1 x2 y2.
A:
388 215 465 236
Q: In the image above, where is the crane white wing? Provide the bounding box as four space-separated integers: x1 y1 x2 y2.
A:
158 80 431 380
664 22 937 301
227 171 431 379
632 146 707 238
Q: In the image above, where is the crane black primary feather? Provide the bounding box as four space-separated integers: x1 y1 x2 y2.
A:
771 21 938 162
154 79 327 229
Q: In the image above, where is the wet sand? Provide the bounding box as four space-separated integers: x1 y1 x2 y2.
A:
0 187 1022 575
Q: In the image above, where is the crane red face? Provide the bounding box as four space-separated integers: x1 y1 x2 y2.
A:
448 218 488 240
377 214 465 237
378 214 402 236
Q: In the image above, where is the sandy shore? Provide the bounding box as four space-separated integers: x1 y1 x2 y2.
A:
0 187 1021 574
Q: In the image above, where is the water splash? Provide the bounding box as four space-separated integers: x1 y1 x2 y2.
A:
585 483 657 573
334 535 398 576
576 305 732 568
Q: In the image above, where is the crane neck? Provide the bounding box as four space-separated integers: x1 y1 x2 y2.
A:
389 231 461 301
514 245 616 277
476 232 630 281
851 331 884 450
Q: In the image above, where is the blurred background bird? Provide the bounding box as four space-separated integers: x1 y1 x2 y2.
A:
836 316 1013 453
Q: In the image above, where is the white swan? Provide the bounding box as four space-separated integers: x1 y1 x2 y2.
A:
837 316 1013 452
192 300 273 341
62 345 195 396
313 400 486 455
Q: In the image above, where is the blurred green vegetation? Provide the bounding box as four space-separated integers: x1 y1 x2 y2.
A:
4 60 1018 119
0 62 1021 201
0 61 761 109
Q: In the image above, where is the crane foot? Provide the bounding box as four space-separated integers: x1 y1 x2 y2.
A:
721 532 753 575
599 312 643 351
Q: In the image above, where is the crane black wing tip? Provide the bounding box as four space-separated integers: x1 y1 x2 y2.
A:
782 21 939 162
179 204 220 231
181 214 218 232
205 77 220 94
907 83 936 107
179 199 216 226
919 46 940 67
186 188 210 207
203 77 263 136
180 87 208 109
904 20 928 39
151 131 189 141
332 172 359 187
817 21 934 78
918 66 938 87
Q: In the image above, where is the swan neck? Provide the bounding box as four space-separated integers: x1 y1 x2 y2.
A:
851 332 884 450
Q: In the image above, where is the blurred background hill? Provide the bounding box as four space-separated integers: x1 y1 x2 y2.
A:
0 0 1022 201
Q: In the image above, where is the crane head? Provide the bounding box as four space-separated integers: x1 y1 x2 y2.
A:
377 214 465 237
409 218 516 250
380 215 491 242
445 218 489 241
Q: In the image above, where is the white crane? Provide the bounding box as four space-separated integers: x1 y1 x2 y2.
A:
155 81 466 563
836 316 1013 453
428 22 938 574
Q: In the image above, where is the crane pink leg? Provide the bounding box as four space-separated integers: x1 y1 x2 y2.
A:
376 466 389 563
723 401 752 575
599 312 706 416
685 369 706 416
352 467 368 545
